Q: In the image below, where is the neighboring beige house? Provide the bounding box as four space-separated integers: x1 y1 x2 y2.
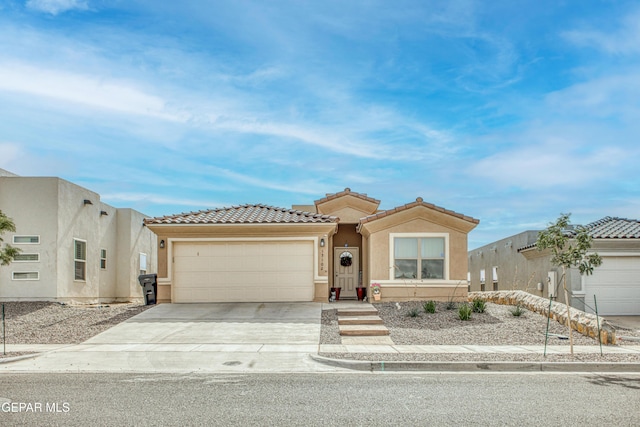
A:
146 188 479 303
0 169 157 303
468 217 640 315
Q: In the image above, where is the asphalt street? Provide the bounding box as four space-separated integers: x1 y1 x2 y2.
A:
1 372 639 426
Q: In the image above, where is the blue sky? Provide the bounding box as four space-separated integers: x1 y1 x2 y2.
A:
1 0 639 249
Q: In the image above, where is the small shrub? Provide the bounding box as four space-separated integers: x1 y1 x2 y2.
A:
445 301 457 310
407 308 420 318
472 298 486 313
423 300 436 314
511 305 524 317
458 303 472 321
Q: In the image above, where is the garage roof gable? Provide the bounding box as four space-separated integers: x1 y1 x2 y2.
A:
357 197 479 233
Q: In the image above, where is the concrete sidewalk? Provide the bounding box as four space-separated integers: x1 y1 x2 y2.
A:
319 344 640 355
4 342 640 373
6 342 640 355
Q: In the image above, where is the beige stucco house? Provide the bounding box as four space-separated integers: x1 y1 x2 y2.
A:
146 188 478 304
0 169 157 303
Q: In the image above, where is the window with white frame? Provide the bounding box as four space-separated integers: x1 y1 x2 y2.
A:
13 235 39 244
393 236 446 280
139 252 147 275
12 271 39 280
13 253 40 262
100 249 107 270
492 266 499 291
74 239 87 281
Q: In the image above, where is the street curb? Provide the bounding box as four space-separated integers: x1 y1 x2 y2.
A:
0 352 42 364
310 354 640 373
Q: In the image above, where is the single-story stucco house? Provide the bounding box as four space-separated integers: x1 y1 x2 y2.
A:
145 188 479 304
468 216 640 316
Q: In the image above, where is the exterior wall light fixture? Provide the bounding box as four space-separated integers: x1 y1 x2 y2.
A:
160 240 165 249
320 238 325 247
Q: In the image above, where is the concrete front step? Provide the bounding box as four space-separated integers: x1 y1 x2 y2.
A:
337 308 378 317
338 316 384 325
339 325 390 336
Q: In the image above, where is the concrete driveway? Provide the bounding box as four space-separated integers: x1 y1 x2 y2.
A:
606 316 640 332
86 303 322 346
0 303 346 373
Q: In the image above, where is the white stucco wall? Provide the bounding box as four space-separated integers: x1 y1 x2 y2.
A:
0 177 59 300
98 202 118 300
116 208 156 302
56 178 103 301
0 175 157 303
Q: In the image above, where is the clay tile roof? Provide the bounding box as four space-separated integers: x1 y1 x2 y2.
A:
144 204 338 225
358 197 479 226
517 242 537 252
581 216 640 239
517 216 640 252
314 187 380 206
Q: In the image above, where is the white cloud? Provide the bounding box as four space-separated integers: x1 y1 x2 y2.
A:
468 140 624 190
0 62 186 121
203 166 327 196
0 14 458 162
26 0 88 15
563 10 640 55
0 142 74 177
545 74 640 120
0 142 22 169
211 118 384 159
101 192 225 209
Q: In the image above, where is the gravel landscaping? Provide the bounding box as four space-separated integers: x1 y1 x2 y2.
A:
0 301 151 358
320 301 640 363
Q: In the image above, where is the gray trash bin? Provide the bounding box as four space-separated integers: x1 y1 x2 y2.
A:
138 274 157 305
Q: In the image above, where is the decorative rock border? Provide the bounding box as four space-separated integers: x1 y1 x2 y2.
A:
469 290 616 345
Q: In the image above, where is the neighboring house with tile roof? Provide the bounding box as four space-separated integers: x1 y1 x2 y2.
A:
468 217 640 315
0 169 157 303
146 188 479 304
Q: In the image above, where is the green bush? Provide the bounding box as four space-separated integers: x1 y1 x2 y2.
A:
423 300 437 314
472 298 486 313
511 305 524 317
458 303 472 321
407 308 420 318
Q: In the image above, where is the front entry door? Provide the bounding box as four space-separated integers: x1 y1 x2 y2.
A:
334 247 359 298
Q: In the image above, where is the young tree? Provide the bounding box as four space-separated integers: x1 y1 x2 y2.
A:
0 210 21 265
536 213 602 354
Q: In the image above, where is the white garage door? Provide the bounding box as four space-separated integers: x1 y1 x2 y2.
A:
173 241 314 303
584 256 640 315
